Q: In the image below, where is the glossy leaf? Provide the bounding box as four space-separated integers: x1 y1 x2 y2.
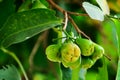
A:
111 19 120 53
97 19 118 60
0 9 62 48
111 18 120 80
82 2 104 21
0 65 21 80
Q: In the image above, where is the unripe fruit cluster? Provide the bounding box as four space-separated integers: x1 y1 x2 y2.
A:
75 38 104 69
46 38 104 69
46 41 81 69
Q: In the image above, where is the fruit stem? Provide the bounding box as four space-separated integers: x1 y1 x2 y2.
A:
62 30 75 41
47 0 90 40
103 54 111 61
52 37 67 42
1 47 29 80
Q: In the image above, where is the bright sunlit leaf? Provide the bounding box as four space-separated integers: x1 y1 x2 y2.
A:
96 0 110 15
82 2 104 21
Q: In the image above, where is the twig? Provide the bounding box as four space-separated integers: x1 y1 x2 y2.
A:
52 37 67 42
67 11 88 16
68 16 91 40
47 0 90 40
103 54 111 61
47 0 87 16
63 12 68 30
1 47 29 80
47 0 64 13
29 31 48 72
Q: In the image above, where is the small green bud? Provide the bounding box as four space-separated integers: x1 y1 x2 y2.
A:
18 0 31 12
91 44 104 62
32 0 47 9
61 42 81 68
76 38 94 56
45 44 61 62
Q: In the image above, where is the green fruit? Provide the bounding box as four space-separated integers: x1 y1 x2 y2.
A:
62 57 81 69
81 57 94 69
91 44 104 62
45 44 61 62
61 42 81 68
76 38 94 56
70 57 81 69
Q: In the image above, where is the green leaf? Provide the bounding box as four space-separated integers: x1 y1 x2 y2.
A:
61 64 72 80
97 58 108 80
97 19 118 64
86 71 97 80
116 59 120 80
61 64 87 80
111 18 120 80
96 18 118 80
0 9 62 48
111 19 120 53
0 65 21 80
72 67 87 80
0 0 15 27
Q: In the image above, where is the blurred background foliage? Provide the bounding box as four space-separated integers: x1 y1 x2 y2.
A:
0 0 120 80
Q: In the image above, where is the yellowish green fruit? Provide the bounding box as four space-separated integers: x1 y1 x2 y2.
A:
81 57 94 69
91 43 104 62
62 57 81 69
46 44 61 62
61 42 81 68
69 58 81 69
76 38 94 56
